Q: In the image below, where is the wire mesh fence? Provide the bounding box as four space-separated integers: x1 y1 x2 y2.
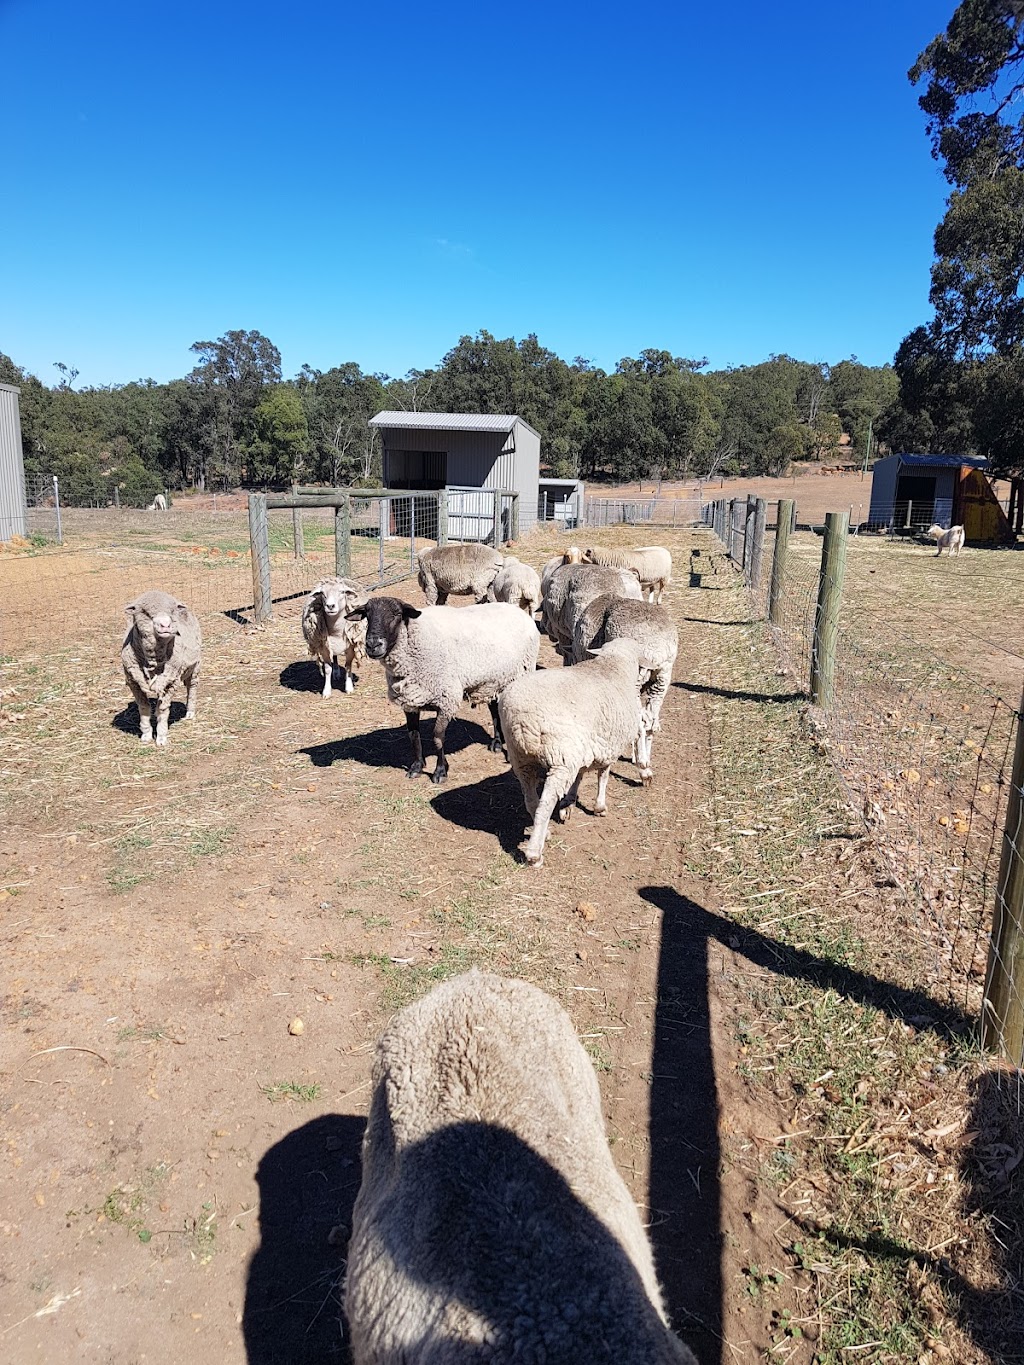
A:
583 496 702 529
703 494 1024 1059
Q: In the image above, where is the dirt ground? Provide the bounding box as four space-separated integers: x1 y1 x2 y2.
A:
0 516 1015 1363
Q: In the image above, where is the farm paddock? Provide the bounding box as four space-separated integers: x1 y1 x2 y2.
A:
1 513 1023 1363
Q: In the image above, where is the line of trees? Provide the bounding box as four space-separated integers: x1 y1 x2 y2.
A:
0 330 899 505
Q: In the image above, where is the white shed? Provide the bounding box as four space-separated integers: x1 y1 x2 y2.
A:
369 411 541 542
0 383 27 542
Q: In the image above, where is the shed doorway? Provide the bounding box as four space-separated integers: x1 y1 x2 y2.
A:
894 473 936 528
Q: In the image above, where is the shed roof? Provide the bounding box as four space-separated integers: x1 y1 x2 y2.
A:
369 411 541 439
892 453 989 470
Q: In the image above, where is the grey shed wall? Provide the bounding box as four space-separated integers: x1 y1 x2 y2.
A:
511 423 539 535
0 383 26 541
867 455 899 528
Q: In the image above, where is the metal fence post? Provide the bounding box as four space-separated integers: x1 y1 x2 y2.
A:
410 496 417 570
292 483 304 560
248 492 272 624
437 489 448 546
52 476 63 545
982 687 1024 1064
769 498 794 626
335 494 351 576
809 510 850 708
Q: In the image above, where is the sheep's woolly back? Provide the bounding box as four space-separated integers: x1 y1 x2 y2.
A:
381 602 539 714
345 970 696 1365
583 544 672 587
542 562 641 648
417 543 503 601
492 556 542 613
575 595 679 672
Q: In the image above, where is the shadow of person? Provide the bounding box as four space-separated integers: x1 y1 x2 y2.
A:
344 1120 697 1363
110 700 187 737
243 1113 365 1365
298 717 494 771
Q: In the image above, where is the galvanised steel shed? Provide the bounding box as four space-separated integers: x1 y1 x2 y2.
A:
867 452 991 533
0 382 27 542
369 411 541 542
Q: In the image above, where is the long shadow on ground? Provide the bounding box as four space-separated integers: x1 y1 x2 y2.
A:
298 718 496 772
243 1113 365 1365
429 769 529 858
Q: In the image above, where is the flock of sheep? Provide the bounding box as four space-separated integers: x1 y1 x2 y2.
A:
121 538 677 869
119 537 697 1361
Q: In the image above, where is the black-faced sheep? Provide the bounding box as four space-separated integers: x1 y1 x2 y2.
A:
347 596 540 784
120 590 201 746
926 523 965 557
491 556 542 615
300 577 368 697
344 969 698 1365
498 637 645 866
417 543 504 606
582 545 672 603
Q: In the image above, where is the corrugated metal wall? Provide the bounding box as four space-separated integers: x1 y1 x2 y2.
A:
0 384 27 541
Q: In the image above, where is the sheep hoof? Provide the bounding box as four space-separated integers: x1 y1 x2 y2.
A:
595 806 608 817
641 772 653 787
488 738 503 753
344 677 354 694
139 734 152 745
155 737 168 748
525 851 544 867
184 710 196 721
406 765 424 780
430 769 448 786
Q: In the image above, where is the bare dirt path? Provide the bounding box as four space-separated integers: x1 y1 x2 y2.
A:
1 526 800 1364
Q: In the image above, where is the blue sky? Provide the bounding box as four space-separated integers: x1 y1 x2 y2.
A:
2 0 956 388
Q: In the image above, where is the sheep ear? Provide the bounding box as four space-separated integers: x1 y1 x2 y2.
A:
124 601 138 615
402 605 422 621
345 605 367 622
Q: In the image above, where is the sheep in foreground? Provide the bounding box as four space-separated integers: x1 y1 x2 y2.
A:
582 545 673 603
491 555 542 615
300 577 368 697
344 970 697 1365
926 523 965 557
348 596 539 784
147 493 167 511
417 543 504 606
120 590 201 746
572 596 678 780
542 562 642 660
499 637 645 865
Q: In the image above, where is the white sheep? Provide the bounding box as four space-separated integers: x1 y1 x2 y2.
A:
417 543 504 605
491 555 542 615
300 577 368 697
499 637 645 866
120 590 201 746
348 596 540 784
572 596 678 780
926 523 965 557
147 493 167 511
539 545 583 599
542 562 642 661
344 969 697 1365
582 545 672 603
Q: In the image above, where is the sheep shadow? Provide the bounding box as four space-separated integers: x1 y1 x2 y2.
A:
243 1112 365 1365
110 700 188 737
279 661 364 695
429 770 529 856
298 717 496 772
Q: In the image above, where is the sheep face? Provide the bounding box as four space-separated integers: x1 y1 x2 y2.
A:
125 597 186 644
316 583 348 619
349 596 421 660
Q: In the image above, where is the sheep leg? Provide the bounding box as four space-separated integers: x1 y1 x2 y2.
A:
435 589 448 606
125 678 154 743
429 713 451 785
320 658 333 699
154 691 172 747
183 664 199 720
554 768 584 823
405 710 425 779
635 726 653 786
524 770 570 866
594 764 613 815
512 759 545 821
487 699 505 754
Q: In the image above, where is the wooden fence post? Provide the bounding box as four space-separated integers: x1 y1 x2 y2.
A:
750 497 767 592
743 495 757 582
769 498 794 626
437 489 448 546
248 492 272 624
292 483 304 560
809 509 850 708
492 489 502 545
335 494 351 576
510 492 520 542
982 686 1024 1063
